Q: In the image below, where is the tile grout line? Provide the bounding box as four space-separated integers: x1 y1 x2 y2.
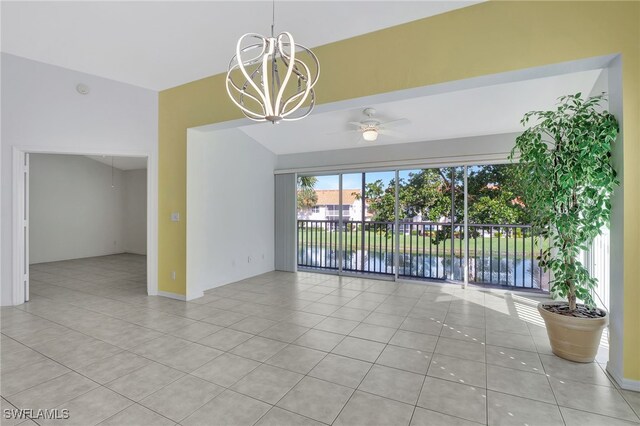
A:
13 320 190 424
4 295 477 414
253 288 394 425
2 341 178 426
484 292 490 425
243 283 400 425
7 259 628 425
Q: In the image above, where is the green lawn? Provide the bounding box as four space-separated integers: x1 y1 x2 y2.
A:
298 230 547 255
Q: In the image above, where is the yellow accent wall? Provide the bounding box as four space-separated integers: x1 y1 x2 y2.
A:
159 1 639 379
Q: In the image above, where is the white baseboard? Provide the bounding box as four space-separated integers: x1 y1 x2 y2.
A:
607 363 640 391
199 268 274 294
186 290 204 302
157 290 204 302
157 291 186 301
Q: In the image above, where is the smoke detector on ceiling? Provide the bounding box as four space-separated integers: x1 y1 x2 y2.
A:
76 84 90 95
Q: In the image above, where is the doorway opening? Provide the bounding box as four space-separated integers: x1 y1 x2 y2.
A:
13 150 155 304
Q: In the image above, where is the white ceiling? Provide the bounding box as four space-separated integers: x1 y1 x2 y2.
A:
238 69 604 155
86 155 147 171
1 1 480 91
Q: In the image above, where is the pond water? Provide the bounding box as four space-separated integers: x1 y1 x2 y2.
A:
298 248 546 289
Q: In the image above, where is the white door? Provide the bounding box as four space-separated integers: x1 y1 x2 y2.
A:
23 153 30 302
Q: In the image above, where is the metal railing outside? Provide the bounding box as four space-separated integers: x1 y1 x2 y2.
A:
297 220 340 271
297 219 548 290
341 221 395 275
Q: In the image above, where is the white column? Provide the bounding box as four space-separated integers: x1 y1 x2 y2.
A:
394 170 400 281
463 165 468 289
338 173 343 275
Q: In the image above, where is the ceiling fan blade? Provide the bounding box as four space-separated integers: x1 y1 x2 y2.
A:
378 118 410 128
378 128 406 138
347 121 365 128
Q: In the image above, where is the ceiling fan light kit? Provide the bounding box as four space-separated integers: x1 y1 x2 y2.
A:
225 2 319 123
362 128 378 141
341 108 409 142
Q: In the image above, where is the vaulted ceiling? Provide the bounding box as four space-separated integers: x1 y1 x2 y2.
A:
238 69 605 154
1 1 480 90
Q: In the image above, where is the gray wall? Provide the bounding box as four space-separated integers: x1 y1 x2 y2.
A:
29 154 146 263
1 53 157 305
274 174 297 272
187 128 277 298
124 169 148 255
276 132 520 172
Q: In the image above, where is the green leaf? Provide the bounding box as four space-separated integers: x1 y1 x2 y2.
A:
512 93 618 310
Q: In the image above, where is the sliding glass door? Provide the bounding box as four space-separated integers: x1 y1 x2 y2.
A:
296 164 547 290
340 171 396 276
465 164 546 289
395 167 463 281
297 174 340 270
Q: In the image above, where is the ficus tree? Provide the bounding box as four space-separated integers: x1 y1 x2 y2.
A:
510 93 619 312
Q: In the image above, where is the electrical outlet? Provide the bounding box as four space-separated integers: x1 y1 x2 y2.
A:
171 271 176 280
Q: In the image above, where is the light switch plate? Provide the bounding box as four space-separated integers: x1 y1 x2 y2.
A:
171 212 180 222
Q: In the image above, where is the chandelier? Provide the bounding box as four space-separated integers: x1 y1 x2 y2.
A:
225 3 319 123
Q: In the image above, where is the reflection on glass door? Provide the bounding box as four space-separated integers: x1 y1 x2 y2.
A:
465 164 547 290
297 174 339 270
341 172 396 276
395 167 462 281
296 164 548 290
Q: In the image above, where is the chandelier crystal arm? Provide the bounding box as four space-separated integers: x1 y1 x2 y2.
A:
226 38 272 120
274 32 296 114
280 44 320 88
230 43 268 69
282 91 316 121
225 8 319 124
225 80 266 121
277 47 319 90
234 34 269 111
260 38 276 118
271 43 319 119
280 58 313 118
225 65 268 120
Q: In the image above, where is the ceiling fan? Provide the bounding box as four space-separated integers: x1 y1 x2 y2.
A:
344 108 409 142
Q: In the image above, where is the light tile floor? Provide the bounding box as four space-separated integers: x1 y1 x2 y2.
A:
1 254 638 425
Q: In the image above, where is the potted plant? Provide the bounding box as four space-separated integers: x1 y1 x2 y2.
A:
510 93 619 362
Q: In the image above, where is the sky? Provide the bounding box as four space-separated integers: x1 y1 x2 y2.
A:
312 166 489 190
313 170 414 190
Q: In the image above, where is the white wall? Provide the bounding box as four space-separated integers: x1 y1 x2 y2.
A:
276 132 520 172
124 169 147 255
185 130 516 298
29 154 125 263
605 56 625 387
187 128 276 299
1 54 158 305
28 155 147 263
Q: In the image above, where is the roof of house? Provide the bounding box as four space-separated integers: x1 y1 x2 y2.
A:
314 189 361 206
